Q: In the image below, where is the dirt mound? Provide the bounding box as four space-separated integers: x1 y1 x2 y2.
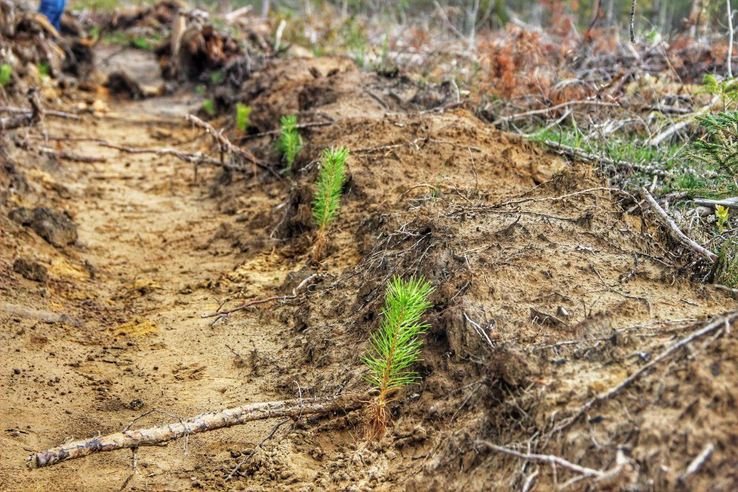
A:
1 52 736 491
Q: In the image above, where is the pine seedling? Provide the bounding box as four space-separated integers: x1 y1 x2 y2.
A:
311 147 348 262
276 115 303 173
0 64 11 87
236 103 251 132
362 275 434 440
691 112 738 175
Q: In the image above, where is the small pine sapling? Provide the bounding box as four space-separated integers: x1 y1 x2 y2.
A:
362 276 434 440
692 112 738 175
0 63 11 87
236 103 251 132
311 147 348 262
276 115 303 173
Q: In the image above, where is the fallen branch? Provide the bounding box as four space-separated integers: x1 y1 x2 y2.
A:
0 89 43 132
38 147 107 163
98 141 223 166
493 100 621 125
201 274 319 319
0 106 79 120
238 120 334 140
542 140 674 177
693 197 738 210
476 441 625 482
553 310 738 434
186 114 280 178
641 187 717 262
28 392 368 469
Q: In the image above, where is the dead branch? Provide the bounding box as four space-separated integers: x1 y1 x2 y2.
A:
641 187 717 262
680 442 715 481
476 441 621 480
542 140 674 177
0 106 79 120
0 89 43 132
553 310 738 434
693 197 738 210
201 274 319 319
185 114 280 178
98 141 223 167
28 392 368 469
38 147 107 163
493 187 617 209
238 120 334 140
493 100 620 125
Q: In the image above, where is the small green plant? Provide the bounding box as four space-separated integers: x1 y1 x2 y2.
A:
0 63 11 87
202 99 215 117
195 84 206 96
37 62 50 80
716 205 730 233
702 74 738 111
362 275 434 440
235 103 251 132
311 147 348 262
132 37 152 51
276 115 303 172
692 112 738 175
210 71 223 84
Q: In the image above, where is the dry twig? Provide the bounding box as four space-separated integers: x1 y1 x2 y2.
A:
553 311 738 434
29 392 368 469
641 187 717 262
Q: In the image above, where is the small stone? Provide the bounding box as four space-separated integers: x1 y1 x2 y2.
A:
8 207 33 225
13 369 21 375
30 207 78 247
13 258 48 283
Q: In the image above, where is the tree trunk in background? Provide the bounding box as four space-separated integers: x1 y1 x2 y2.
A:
261 0 270 19
687 0 707 38
605 0 614 26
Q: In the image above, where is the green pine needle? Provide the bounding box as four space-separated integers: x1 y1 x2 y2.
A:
0 64 11 87
692 112 738 175
277 115 303 172
236 103 251 132
312 147 348 232
362 276 434 394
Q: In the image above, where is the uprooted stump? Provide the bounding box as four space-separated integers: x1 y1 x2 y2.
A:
28 392 369 469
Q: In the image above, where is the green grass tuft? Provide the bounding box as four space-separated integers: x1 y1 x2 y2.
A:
277 115 303 172
312 147 348 232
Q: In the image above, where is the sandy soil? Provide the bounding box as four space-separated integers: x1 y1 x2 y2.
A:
2 51 738 491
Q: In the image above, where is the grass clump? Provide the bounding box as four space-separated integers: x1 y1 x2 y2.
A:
276 115 303 173
0 63 11 87
311 147 348 262
362 275 434 440
236 103 251 132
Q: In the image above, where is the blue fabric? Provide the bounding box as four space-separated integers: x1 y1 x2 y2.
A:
39 0 66 31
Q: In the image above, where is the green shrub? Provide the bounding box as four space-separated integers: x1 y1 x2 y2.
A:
362 276 434 439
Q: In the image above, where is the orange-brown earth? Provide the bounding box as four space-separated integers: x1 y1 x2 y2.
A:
1 53 737 490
